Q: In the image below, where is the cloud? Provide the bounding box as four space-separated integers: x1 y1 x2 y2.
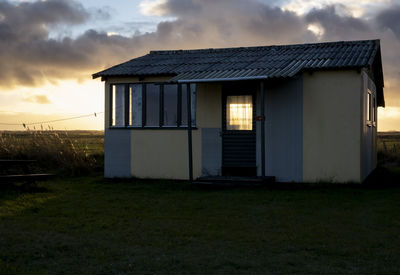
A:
140 0 169 16
305 5 371 40
376 5 400 39
23 94 52 104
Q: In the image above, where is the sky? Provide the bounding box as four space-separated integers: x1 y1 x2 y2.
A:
0 0 399 131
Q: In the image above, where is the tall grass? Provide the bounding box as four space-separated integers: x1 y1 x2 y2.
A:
378 133 400 166
0 130 102 175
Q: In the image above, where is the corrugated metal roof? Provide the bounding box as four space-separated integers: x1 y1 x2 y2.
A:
93 40 380 81
92 39 384 106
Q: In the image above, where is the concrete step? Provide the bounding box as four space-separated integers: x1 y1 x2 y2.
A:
193 176 275 186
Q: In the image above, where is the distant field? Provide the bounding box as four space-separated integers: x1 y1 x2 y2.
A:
378 131 400 151
378 132 400 166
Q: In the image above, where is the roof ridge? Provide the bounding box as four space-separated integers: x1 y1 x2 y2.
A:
149 39 379 55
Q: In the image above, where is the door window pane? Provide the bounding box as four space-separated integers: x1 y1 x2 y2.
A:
226 95 253 130
145 84 160 126
111 84 125 127
164 84 178 126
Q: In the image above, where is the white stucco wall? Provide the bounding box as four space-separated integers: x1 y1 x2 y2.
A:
302 70 362 183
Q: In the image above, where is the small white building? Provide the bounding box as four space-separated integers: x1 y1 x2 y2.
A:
93 40 384 183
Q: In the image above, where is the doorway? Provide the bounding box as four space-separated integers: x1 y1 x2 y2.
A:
222 84 256 176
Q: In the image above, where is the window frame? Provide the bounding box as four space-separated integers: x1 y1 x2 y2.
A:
109 82 196 129
366 88 377 128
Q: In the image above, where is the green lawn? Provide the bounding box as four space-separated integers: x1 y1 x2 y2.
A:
1 174 400 274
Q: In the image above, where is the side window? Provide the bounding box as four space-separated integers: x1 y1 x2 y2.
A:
110 83 196 128
129 84 142 127
367 88 377 127
163 84 178 126
111 84 125 127
145 84 160 127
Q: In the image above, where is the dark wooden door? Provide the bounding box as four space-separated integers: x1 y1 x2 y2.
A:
222 84 256 176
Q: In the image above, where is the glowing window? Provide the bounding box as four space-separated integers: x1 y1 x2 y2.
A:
226 95 253 130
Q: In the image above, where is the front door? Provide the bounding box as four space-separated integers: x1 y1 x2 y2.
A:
222 84 256 176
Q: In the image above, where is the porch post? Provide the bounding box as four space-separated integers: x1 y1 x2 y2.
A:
186 83 194 183
260 80 266 177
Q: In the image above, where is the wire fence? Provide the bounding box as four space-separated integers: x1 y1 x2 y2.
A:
0 111 104 129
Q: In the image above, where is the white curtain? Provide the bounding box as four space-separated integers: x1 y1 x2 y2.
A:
226 95 253 130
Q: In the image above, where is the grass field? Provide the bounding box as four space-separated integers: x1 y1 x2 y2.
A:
1 174 400 274
0 131 399 274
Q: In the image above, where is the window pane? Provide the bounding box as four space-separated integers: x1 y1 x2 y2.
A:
164 84 178 126
145 84 160 126
181 84 196 126
367 92 371 122
181 85 187 125
226 95 253 130
111 84 125 127
129 84 142 127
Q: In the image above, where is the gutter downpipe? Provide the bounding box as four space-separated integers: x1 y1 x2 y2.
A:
186 83 193 183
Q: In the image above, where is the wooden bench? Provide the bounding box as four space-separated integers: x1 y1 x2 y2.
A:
0 160 55 185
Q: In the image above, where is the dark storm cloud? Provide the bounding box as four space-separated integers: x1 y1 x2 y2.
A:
152 0 314 44
306 5 371 40
0 0 88 41
376 5 400 39
0 0 135 87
